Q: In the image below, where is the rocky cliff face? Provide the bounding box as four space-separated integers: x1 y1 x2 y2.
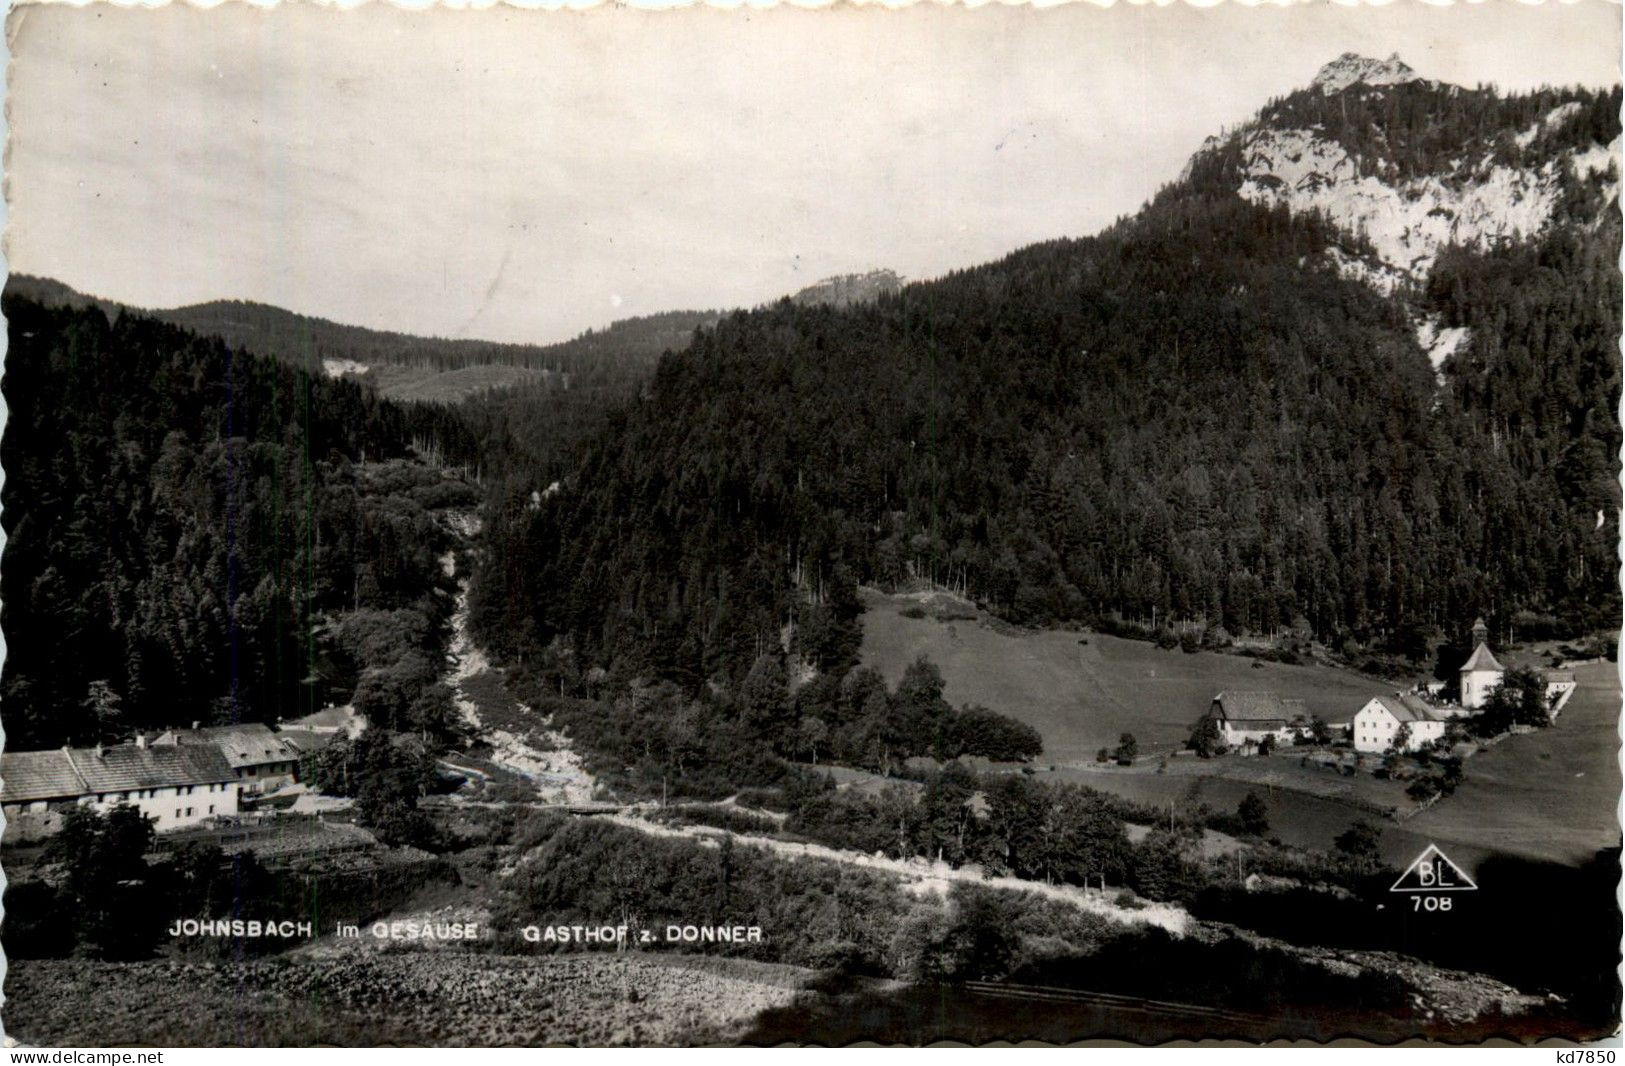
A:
1193 56 1620 292
1310 52 1421 95
1235 125 1567 280
790 269 904 308
1183 55 1620 375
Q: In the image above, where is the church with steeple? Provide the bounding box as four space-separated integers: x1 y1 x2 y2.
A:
1459 617 1501 710
1457 616 1577 714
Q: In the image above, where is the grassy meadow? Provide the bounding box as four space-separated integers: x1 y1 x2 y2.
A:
858 591 1622 868
858 590 1395 763
1402 658 1621 867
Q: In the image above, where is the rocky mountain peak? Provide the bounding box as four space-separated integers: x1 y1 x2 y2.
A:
790 269 904 309
1312 52 1419 95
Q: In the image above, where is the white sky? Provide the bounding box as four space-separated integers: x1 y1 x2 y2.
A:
6 0 1621 343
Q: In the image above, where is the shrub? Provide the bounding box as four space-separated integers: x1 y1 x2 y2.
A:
1237 792 1270 836
735 787 788 812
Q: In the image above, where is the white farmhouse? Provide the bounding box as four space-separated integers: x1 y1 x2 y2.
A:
1352 693 1451 753
1 737 240 842
1206 692 1309 749
1542 671 1578 715
152 722 303 795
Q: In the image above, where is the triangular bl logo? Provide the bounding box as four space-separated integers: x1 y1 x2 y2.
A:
1390 844 1477 892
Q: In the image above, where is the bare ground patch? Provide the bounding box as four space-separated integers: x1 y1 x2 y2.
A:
4 953 809 1047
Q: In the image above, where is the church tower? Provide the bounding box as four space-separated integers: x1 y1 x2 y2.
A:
1459 617 1503 710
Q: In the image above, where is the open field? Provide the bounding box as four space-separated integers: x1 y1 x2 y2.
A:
859 591 1621 869
1042 750 1407 817
1402 659 1621 867
364 362 549 403
1027 763 1455 870
4 953 809 1047
858 590 1396 762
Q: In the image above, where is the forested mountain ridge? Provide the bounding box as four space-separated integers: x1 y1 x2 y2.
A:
4 274 718 378
0 295 477 748
476 56 1620 700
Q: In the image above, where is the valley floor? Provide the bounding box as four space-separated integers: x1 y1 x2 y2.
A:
7 550 1611 1049
858 590 1622 870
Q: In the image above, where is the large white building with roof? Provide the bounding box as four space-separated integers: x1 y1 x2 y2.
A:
151 722 303 794
1206 691 1310 748
1352 693 1465 753
1 737 240 842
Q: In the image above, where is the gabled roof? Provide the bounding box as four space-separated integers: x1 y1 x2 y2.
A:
0 750 87 803
1460 642 1503 673
75 744 236 793
275 729 335 754
2 743 236 804
285 706 357 731
1211 691 1309 725
1366 693 1444 724
153 723 299 769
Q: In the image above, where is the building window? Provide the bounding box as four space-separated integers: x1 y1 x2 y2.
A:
185 807 193 816
175 809 182 818
208 805 214 814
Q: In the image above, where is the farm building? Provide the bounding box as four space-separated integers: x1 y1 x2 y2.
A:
1351 693 1461 753
1205 691 1309 748
1543 671 1578 714
151 723 303 795
1 737 240 842
282 704 367 738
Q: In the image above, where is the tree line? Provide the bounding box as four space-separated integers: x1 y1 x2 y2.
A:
512 653 1041 802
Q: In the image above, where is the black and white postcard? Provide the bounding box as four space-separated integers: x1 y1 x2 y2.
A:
1 0 1620 1047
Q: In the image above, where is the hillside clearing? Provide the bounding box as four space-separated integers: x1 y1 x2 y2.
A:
858 590 1395 763
858 591 1621 868
1401 659 1621 867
